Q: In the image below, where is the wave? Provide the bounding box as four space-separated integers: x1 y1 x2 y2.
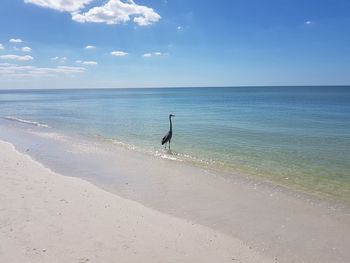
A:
100 136 215 166
3 116 50 128
154 150 184 162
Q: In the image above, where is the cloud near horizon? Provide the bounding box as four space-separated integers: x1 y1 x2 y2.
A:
76 60 98 65
51 56 68 63
111 51 128 56
0 63 86 78
0 54 34 61
143 52 167 57
25 0 161 26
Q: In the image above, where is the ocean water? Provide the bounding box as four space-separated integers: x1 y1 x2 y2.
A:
1 86 350 202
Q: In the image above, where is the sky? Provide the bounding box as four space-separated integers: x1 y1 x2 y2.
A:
0 0 349 89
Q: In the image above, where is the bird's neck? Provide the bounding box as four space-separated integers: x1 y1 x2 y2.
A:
169 116 172 131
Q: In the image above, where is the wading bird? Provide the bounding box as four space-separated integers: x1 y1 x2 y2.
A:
161 114 175 150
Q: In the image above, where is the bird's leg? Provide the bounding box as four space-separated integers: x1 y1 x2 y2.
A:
164 143 167 150
169 141 171 151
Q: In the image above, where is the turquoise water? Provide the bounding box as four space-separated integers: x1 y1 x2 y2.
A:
1 86 350 202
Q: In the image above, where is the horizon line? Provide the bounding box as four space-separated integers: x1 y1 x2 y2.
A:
1 84 350 91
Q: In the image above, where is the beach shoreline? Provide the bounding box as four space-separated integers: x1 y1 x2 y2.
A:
1 116 349 208
0 140 271 263
1 123 350 262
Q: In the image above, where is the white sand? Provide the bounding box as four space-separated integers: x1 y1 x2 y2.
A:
0 140 272 263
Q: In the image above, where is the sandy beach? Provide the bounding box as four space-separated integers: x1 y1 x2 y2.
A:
0 140 272 263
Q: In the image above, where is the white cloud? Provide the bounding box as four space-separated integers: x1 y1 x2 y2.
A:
143 53 152 57
76 60 97 65
111 51 128 57
0 44 4 50
305 20 314 25
51 56 68 63
0 63 86 78
22 46 32 52
85 45 96 49
24 0 92 12
54 66 86 73
177 26 183 30
0 63 14 66
83 61 97 65
0 54 34 61
142 52 167 58
25 0 161 26
9 38 23 43
60 57 68 63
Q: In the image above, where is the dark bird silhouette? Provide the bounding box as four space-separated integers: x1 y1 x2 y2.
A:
161 114 175 150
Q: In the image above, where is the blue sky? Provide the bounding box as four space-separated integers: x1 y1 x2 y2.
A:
0 0 349 89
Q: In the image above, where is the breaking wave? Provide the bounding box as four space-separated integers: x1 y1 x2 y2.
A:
3 116 50 128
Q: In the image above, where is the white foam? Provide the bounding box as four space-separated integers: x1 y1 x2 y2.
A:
4 116 50 128
154 151 183 162
106 138 137 150
30 131 68 142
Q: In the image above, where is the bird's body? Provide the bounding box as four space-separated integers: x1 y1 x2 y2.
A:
161 130 172 145
161 114 175 150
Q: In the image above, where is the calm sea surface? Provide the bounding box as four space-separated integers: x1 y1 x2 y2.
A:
1 86 350 202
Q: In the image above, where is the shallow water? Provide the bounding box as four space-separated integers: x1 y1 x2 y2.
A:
1 86 350 202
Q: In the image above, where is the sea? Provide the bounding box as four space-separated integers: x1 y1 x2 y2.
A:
1 86 350 203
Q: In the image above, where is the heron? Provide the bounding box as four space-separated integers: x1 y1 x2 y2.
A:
161 114 175 150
